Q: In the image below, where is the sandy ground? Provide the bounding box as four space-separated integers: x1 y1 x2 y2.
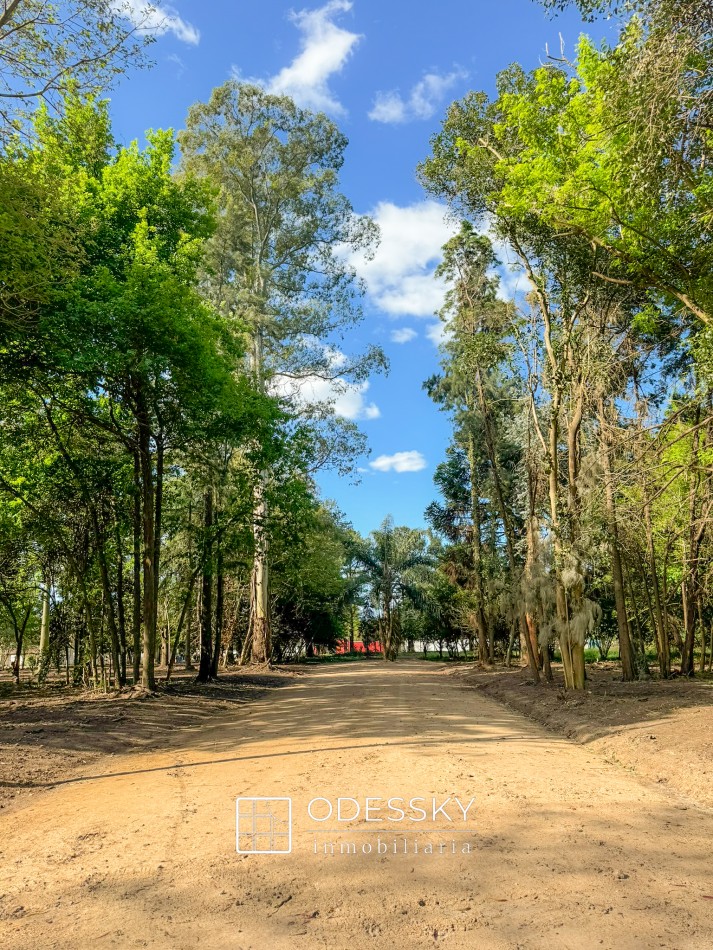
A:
2 661 713 950
0 671 291 810
456 664 713 811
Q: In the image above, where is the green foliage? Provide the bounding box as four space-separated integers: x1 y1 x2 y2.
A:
422 8 712 330
0 86 387 686
178 81 386 399
419 0 713 684
353 517 438 660
0 1 152 135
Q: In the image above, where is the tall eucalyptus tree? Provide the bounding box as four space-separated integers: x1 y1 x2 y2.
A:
179 82 384 663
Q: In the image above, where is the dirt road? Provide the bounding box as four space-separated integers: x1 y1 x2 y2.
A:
2 662 712 950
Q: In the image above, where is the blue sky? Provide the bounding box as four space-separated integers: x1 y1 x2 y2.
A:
108 0 611 537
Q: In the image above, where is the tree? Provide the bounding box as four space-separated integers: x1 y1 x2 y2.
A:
270 500 352 661
0 0 154 135
450 17 712 327
427 224 541 679
0 500 40 683
356 518 435 661
0 151 82 334
0 95 277 690
179 81 384 665
420 14 713 685
420 69 659 687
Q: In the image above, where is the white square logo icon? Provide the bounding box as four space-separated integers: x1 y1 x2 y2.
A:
236 797 292 854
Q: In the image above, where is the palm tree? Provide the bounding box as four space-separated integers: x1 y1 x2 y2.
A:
356 517 435 660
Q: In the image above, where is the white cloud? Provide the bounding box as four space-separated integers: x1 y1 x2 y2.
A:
271 344 380 422
113 0 199 44
166 52 185 77
265 1 360 115
368 91 406 124
489 238 527 301
333 381 381 420
496 264 527 301
426 320 451 347
346 200 457 318
370 451 427 473
369 68 467 124
390 327 417 344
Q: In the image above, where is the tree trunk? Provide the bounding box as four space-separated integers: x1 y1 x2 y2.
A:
93 530 123 688
132 452 142 684
546 385 581 690
185 607 194 670
505 617 517 667
597 398 635 681
136 390 156 691
167 569 199 680
643 497 669 677
239 628 252 665
185 500 195 671
681 408 707 676
76 573 99 686
621 554 650 678
249 475 271 664
37 578 51 683
248 319 272 665
697 594 707 673
152 435 164 664
115 522 127 685
524 447 545 675
197 488 214 682
466 428 489 664
10 605 31 685
211 528 224 678
475 372 540 682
